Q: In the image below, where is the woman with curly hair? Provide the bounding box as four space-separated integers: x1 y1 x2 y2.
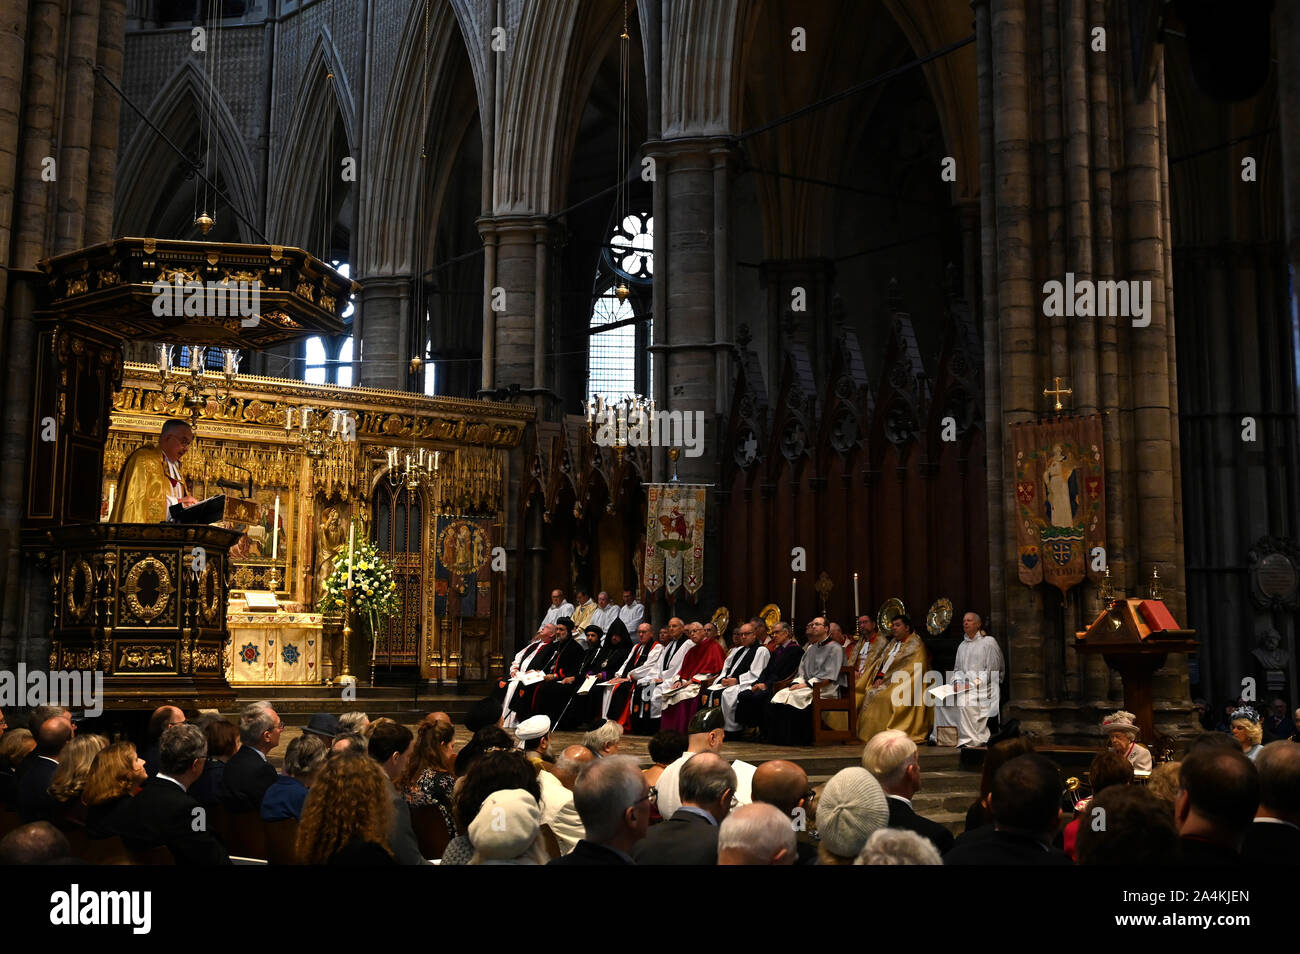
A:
82 741 147 839
1229 706 1265 761
0 728 35 809
296 753 395 865
399 719 457 835
440 749 543 866
48 734 108 827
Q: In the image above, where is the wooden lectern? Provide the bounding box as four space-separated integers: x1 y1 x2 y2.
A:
1074 599 1197 745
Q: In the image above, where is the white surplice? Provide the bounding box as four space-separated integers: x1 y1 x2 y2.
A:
931 632 1004 746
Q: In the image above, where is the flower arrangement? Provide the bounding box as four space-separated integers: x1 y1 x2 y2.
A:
318 533 401 626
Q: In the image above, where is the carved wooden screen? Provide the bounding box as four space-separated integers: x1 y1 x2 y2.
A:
372 483 424 667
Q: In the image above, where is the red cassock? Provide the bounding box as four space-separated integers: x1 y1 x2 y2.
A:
659 638 725 733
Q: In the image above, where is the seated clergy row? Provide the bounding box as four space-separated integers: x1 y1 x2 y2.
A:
496 606 1004 747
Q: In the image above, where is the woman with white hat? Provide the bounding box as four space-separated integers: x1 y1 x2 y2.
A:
1100 711 1153 772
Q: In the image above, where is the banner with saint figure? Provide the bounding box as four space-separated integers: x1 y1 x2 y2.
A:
643 484 707 603
434 515 492 617
1011 414 1106 593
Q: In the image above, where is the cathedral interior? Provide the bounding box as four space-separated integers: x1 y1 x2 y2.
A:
0 0 1297 745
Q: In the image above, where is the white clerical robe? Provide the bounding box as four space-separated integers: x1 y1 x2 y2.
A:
618 601 644 632
500 638 553 726
591 603 619 637
931 633 1004 747
708 645 770 731
599 640 662 718
540 602 575 630
647 638 693 718
771 639 843 709
536 766 584 853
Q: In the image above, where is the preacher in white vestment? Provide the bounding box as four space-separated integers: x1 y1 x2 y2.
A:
931 612 1003 747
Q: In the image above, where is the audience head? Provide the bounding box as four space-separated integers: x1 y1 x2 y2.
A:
336 711 371 736
816 767 889 863
401 718 456 791
330 732 368 758
296 753 394 865
718 802 796 865
0 821 71 865
990 754 1062 838
302 712 341 742
1175 746 1259 841
28 705 72 735
678 752 737 823
647 730 687 768
1229 707 1264 751
147 705 185 742
573 755 650 851
203 718 239 760
455 724 515 776
48 734 107 802
751 759 810 821
284 734 328 784
82 741 146 806
862 729 920 797
1147 761 1181 806
686 706 726 754
583 719 623 757
367 721 414 781
454 749 542 834
0 728 35 772
159 723 207 783
464 697 503 734
515 714 552 755
975 736 1036 823
552 744 596 790
468 788 548 864
1087 749 1135 797
1254 741 1300 824
854 828 943 866
1075 786 1181 865
34 716 73 760
238 701 282 752
1187 731 1238 754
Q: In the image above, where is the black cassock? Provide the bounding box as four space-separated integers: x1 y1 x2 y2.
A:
508 639 561 718
569 638 633 730
525 637 590 723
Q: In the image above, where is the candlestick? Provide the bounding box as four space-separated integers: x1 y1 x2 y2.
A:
106 484 114 520
223 350 236 375
790 577 796 626
853 572 860 618
433 450 439 471
347 523 355 587
285 407 294 431
271 496 280 559
157 344 170 374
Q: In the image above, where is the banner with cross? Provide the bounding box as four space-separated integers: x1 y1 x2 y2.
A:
643 483 707 603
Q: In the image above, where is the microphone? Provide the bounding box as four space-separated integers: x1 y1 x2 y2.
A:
218 462 254 498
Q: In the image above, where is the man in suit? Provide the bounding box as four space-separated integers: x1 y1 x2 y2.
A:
548 755 649 865
750 759 817 864
717 803 797 864
16 716 71 822
368 720 429 864
945 754 1072 865
141 705 184 777
113 723 230 865
218 701 281 812
862 729 954 855
1240 740 1299 864
1174 745 1259 865
633 752 736 865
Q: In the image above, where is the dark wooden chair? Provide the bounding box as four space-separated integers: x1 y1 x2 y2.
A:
225 809 267 860
811 665 858 745
263 818 300 865
408 804 452 860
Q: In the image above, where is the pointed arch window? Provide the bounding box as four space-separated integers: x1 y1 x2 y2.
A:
588 212 653 403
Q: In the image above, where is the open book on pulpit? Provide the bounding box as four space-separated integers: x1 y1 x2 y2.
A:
169 494 260 527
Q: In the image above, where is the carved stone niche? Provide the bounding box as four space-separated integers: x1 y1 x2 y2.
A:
1247 536 1299 611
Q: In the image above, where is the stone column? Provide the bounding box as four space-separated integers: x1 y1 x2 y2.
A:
356 275 410 391
85 0 126 245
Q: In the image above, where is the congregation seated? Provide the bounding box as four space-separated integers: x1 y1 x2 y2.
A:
189 717 239 808
855 828 943 866
965 736 1036 832
945 754 1072 866
441 749 544 866
331 732 369 757
583 719 624 758
633 752 736 866
814 767 890 865
17 715 71 822
653 706 727 822
514 716 581 853
337 711 371 736
398 719 458 838
0 728 35 809
547 755 648 866
367 721 427 864
296 752 396 866
862 729 954 855
642 730 686 796
454 724 515 777
1074 785 1181 865
750 759 817 864
81 741 147 839
110 723 230 865
47 733 107 829
141 705 184 776
1100 710 1153 771
261 734 327 822
1241 741 1300 864
1229 706 1265 761
1174 744 1258 865
0 821 74 865
717 802 796 865
1061 749 1132 861
765 616 843 745
468 788 549 865
218 702 281 813
855 614 932 744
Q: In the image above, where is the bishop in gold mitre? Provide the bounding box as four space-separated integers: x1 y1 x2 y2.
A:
110 418 199 523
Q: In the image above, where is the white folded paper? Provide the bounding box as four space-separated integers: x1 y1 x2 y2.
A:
519 670 545 686
576 674 598 696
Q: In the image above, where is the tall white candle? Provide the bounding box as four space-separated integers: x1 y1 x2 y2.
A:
853 572 860 618
347 523 355 587
790 577 796 625
106 484 114 520
271 496 280 559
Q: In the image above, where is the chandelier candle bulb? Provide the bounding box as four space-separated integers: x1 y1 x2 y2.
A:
223 350 236 376
157 345 170 374
272 496 279 560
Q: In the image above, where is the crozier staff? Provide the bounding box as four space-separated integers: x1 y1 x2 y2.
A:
110 419 200 523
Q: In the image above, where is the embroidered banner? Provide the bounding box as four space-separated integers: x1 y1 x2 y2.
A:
643 484 707 603
434 515 492 618
1011 414 1106 594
